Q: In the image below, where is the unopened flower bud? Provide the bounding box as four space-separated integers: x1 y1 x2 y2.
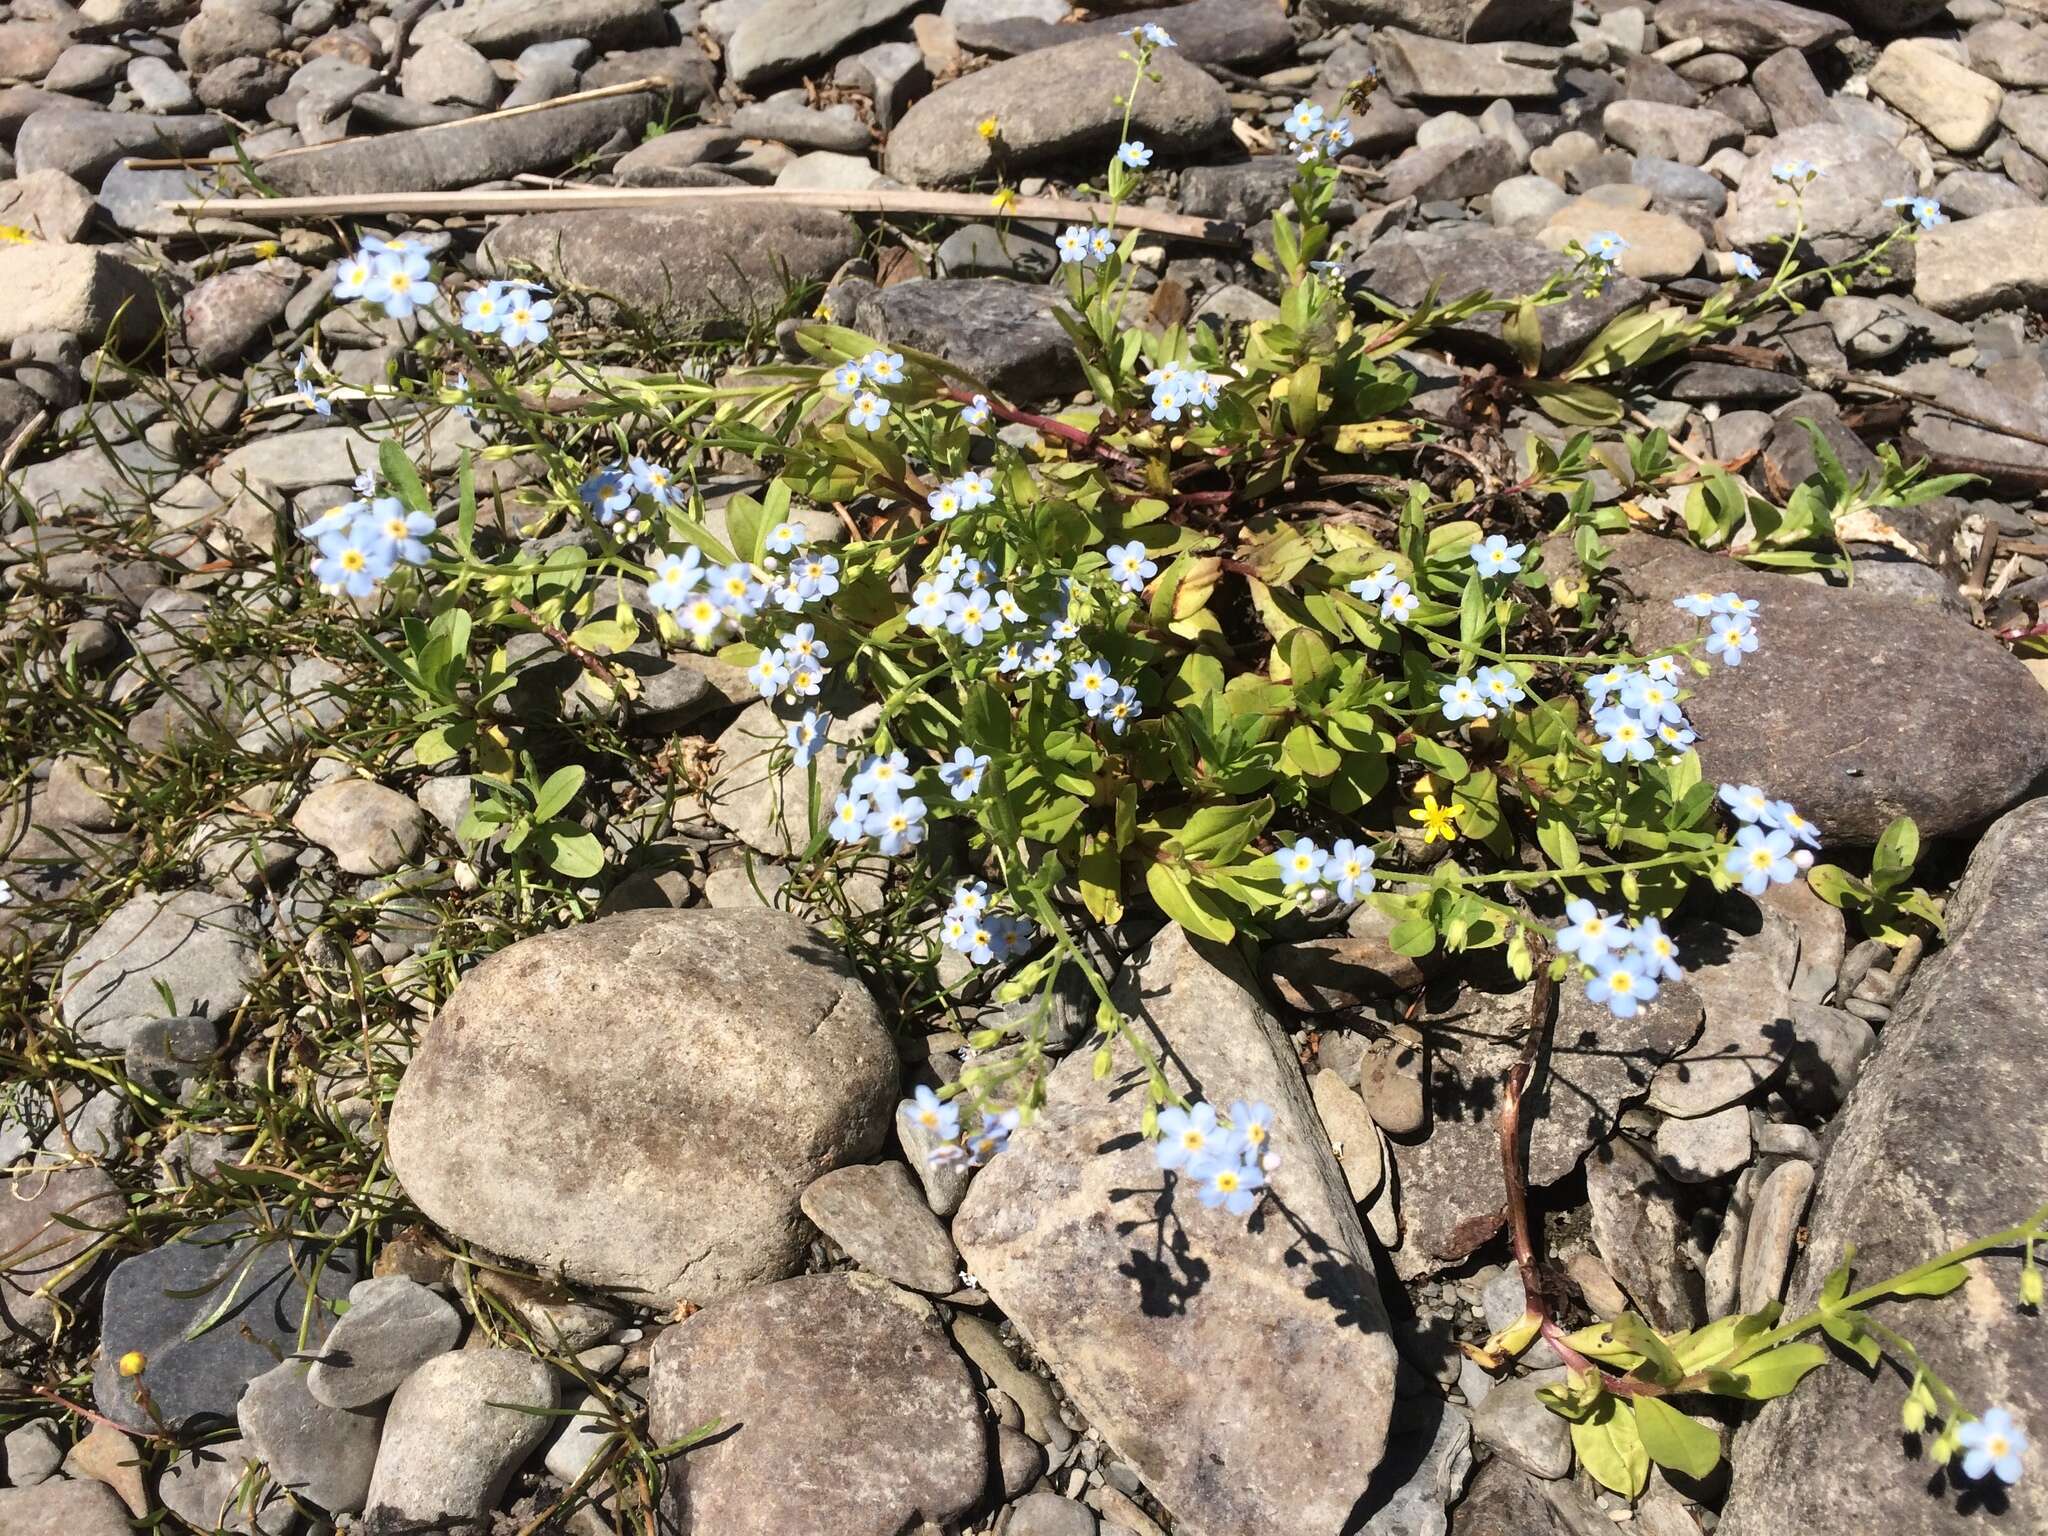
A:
1903 1396 1928 1434
2022 1267 2043 1308
118 1350 146 1377
1793 849 1815 871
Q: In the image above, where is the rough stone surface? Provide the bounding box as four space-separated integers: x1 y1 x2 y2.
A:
57 888 261 1049
1914 208 2048 319
799 1161 962 1294
361 1349 556 1532
1722 798 2048 1534
884 37 1232 187
307 1275 463 1409
0 1164 124 1342
388 909 897 1302
1724 123 1917 259
1868 39 2003 154
0 243 159 353
1602 534 2048 843
0 1482 136 1536
479 206 859 335
841 277 1083 403
954 925 1400 1536
1371 34 1561 101
237 1359 381 1515
728 0 925 88
1651 0 1848 61
415 0 667 55
644 1272 987 1536
291 779 427 875
1586 1136 1702 1332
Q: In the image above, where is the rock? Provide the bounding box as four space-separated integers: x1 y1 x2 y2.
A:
1310 1068 1386 1203
1914 208 2048 320
953 925 1399 1536
704 698 870 856
0 1164 124 1342
262 92 650 195
728 0 925 88
415 0 668 54
15 106 227 185
1010 1491 1099 1536
1602 535 2048 842
1472 1373 1573 1480
1723 123 1916 261
1348 229 1653 373
1721 797 2048 1535
1585 1136 1701 1331
361 1349 556 1532
731 99 870 154
1391 977 1701 1278
0 1482 136 1536
180 0 286 74
198 55 292 115
947 1310 1072 1451
800 1161 961 1293
644 1273 986 1535
401 39 502 109
1263 931 1429 1012
291 779 428 875
1645 889 1800 1117
307 1275 463 1409
1359 1397 1474 1535
238 1359 381 1515
1967 19 2048 89
208 416 486 501
583 45 718 113
57 888 261 1049
0 169 94 244
127 57 197 114
542 1391 611 1485
1489 172 1571 227
1358 1027 1427 1135
883 36 1231 187
479 206 858 335
0 22 70 82
0 243 158 353
1656 1101 1753 1184
93 1218 355 1431
996 1422 1046 1497
3 1419 62 1486
388 909 896 1302
961 0 1295 69
1735 1156 1813 1311
839 277 1083 403
1540 201 1705 280
1448 1457 1595 1535
1372 34 1561 101
1650 0 1847 61
1379 136 1524 203
1867 39 2002 154
1752 45 1832 132
159 1438 297 1535
177 265 297 373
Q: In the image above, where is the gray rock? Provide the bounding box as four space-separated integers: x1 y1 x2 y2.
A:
1392 976 1701 1278
1650 0 1847 61
1601 534 2048 842
953 925 1399 1536
238 1359 381 1515
158 1438 297 1536
177 264 297 373
731 99 870 154
43 43 132 95
1359 1398 1474 1536
361 1349 556 1532
1181 157 1305 225
401 39 503 109
1751 45 1832 132
1914 207 2048 320
898 1096 974 1216
840 277 1082 404
728 0 925 89
1868 39 2002 155
0 1482 136 1536
1723 123 1915 262
14 106 228 184
0 243 159 353
1490 171 1571 227
262 92 650 195
0 169 95 244
1646 889 1800 1118
1654 1102 1752 1183
0 1164 124 1343
1602 99 1744 164
583 45 718 114
1472 1372 1573 1479
644 1273 987 1535
704 698 869 857
1011 1491 1099 1536
1967 18 2048 90
541 1390 612 1485
996 1422 1045 1497
308 1275 463 1409
57 888 261 1049
1446 1456 1598 1535
1540 200 1705 280
935 221 1060 281
1736 1156 1813 1312
1371 34 1561 102
1631 156 1728 215
884 36 1231 187
478 205 857 335
415 0 668 54
387 909 897 1302
124 1015 221 1099
291 780 427 875
959 0 1295 69
1379 136 1523 202
1585 1136 1701 1332
92 1218 355 1431
3 1419 62 1485
799 1160 961 1294
127 56 197 114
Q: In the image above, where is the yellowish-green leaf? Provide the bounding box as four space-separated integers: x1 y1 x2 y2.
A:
1571 1398 1649 1498
1633 1395 1721 1479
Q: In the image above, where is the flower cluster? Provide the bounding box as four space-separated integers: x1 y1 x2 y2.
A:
1282 99 1356 164
1559 899 1682 1018
1144 358 1225 423
297 486 434 597
579 456 680 533
902 1085 1019 1166
459 281 553 348
938 879 1038 966
1271 836 1378 902
828 348 905 432
1067 657 1143 735
331 234 439 318
1056 224 1121 266
828 750 931 855
644 530 842 647
1348 561 1419 623
1883 194 1948 230
926 466 996 523
1718 781 1820 893
1584 654 1695 761
1154 1100 1276 1214
1671 587 1762 666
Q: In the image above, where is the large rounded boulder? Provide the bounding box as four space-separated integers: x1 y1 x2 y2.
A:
388 909 897 1303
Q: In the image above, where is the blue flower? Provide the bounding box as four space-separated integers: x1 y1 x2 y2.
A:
1771 158 1821 185
579 466 635 525
363 249 437 318
331 250 378 300
786 551 841 605
766 520 809 554
628 456 677 506
965 1107 1020 1164
957 469 995 510
1118 140 1152 169
1586 953 1659 1018
1594 705 1655 763
1631 917 1682 981
1726 824 1797 895
1704 615 1759 665
1656 720 1697 752
1718 783 1773 823
749 647 791 699
1190 1140 1265 1213
1438 675 1491 723
1672 589 1721 618
1733 252 1763 280
1135 21 1175 46
1620 673 1682 725
497 288 552 347
939 745 991 801
366 498 436 566
1582 231 1628 266
1025 640 1063 675
847 391 891 431
313 522 398 597
1325 839 1375 902
1067 658 1117 714
1957 1407 2027 1485
1711 592 1759 618
865 795 929 856
1154 1101 1221 1170
907 581 952 630
461 283 506 333
1284 100 1325 141
928 481 964 522
292 354 333 416
780 621 828 663
783 654 825 697
786 709 830 766
1056 225 1093 264
1228 1099 1275 1155
1764 799 1821 849
1557 898 1630 959
944 585 999 645
1475 665 1525 711
1149 376 1186 423
829 792 869 844
1348 562 1398 602
996 640 1025 674
905 1084 960 1141
947 879 990 919
1644 654 1681 683
1274 836 1327 891
1105 539 1157 594
860 349 906 386
1103 683 1143 735
830 360 865 394
1471 534 1526 577
962 393 991 426
677 593 724 646
1884 195 1947 229
852 750 911 805
1381 582 1419 623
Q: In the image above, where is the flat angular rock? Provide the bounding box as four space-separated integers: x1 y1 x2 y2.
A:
1724 123 1915 260
1914 208 2048 320
478 205 858 335
1600 534 2048 842
1541 201 1705 280
960 0 1294 68
1868 39 2002 154
58 888 261 1049
292 780 427 875
0 1482 136 1536
307 1274 463 1409
159 1437 297 1536
840 277 1082 404
362 1349 556 1533
238 1359 381 1515
1720 797 2048 1535
1602 99 1745 165
92 1219 355 1432
0 169 95 243
415 0 667 55
800 1161 961 1294
1391 976 1701 1278
1371 33 1561 102
1647 889 1800 1117
704 698 871 857
388 909 897 1302
1651 0 1848 61
884 36 1231 188
0 243 159 353
953 925 1400 1536
728 0 927 89
0 1164 124 1342
208 414 485 501
261 92 650 196
13 107 227 184
1586 1135 1702 1331
644 1273 986 1535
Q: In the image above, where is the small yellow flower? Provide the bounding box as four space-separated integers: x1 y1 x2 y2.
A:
1410 792 1464 844
0 224 32 245
118 1350 146 1377
977 115 999 141
989 186 1017 214
254 239 279 259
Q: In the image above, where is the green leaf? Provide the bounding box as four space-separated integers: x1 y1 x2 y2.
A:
1524 379 1624 428
961 682 1012 754
1633 1396 1721 1479
1603 1313 1684 1385
1145 862 1236 942
1819 1309 1881 1368
1388 916 1437 957
1707 1341 1830 1401
1870 815 1919 895
1282 723 1341 779
535 825 604 879
1888 1264 1968 1299
724 492 769 565
1571 1398 1650 1498
379 439 429 513
531 765 585 823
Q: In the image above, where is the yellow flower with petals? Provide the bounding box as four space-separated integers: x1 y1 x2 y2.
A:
1410 792 1463 844
990 187 1018 214
0 225 32 245
977 116 999 141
